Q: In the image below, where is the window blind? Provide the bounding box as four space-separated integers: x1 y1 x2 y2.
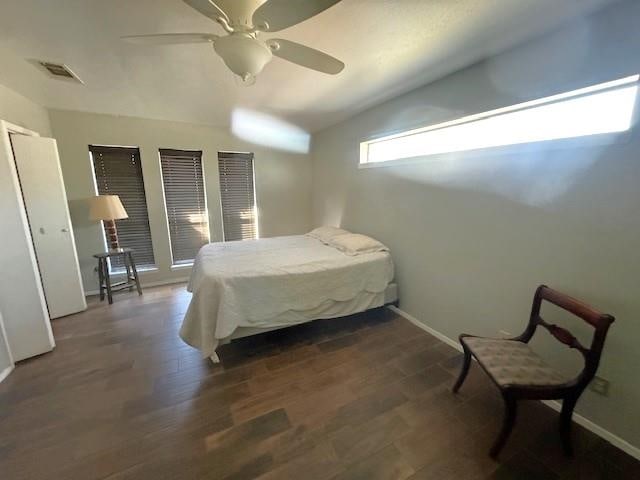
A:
218 151 257 241
160 149 209 265
90 145 155 271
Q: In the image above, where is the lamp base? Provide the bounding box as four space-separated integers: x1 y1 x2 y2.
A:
104 219 120 250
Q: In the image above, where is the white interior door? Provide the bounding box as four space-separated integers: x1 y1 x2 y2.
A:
11 135 86 319
0 121 53 362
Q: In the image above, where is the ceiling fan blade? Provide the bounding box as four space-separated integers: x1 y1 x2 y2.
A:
182 0 229 22
122 33 218 45
254 0 341 32
267 39 344 74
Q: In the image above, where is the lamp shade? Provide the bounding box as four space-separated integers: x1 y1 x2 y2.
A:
89 195 128 221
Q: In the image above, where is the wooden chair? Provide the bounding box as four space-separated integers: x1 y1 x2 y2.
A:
452 285 614 458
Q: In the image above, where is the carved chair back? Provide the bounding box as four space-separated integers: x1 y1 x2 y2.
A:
515 285 615 389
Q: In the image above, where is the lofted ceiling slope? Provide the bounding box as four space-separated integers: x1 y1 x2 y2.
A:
0 0 620 132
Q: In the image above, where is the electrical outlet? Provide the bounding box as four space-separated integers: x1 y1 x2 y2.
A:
498 330 512 337
590 376 610 396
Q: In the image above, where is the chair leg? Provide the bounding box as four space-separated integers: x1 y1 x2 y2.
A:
452 345 472 393
560 394 579 456
490 394 517 459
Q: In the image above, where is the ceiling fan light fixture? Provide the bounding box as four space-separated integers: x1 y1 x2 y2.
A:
236 72 256 87
214 34 272 81
125 1 345 83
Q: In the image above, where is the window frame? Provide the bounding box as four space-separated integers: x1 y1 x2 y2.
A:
359 75 640 168
89 144 157 274
158 148 210 267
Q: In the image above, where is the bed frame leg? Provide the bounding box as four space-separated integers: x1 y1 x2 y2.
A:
209 353 220 364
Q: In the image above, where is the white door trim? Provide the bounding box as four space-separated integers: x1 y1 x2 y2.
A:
0 309 15 379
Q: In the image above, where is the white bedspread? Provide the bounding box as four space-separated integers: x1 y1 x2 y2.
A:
179 235 394 357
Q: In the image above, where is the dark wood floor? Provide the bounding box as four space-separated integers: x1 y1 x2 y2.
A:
1 284 638 479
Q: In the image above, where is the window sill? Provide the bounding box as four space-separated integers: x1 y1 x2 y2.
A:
171 263 194 270
110 266 158 275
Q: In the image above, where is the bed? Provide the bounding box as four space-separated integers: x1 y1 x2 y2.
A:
179 229 396 362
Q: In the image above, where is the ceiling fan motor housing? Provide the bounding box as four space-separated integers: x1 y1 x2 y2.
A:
214 34 272 80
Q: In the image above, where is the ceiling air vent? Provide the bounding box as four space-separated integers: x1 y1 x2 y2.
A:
33 60 83 83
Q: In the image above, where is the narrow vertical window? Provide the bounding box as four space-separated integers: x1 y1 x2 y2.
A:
218 151 258 241
90 145 156 271
159 149 209 265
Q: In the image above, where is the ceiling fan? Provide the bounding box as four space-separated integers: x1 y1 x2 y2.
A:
123 0 345 85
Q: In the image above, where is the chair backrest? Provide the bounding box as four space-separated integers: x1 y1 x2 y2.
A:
518 285 615 385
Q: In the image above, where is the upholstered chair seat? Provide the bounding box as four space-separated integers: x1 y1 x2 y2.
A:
461 337 568 387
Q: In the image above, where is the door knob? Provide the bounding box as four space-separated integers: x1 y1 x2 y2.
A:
61 228 69 233
39 227 46 234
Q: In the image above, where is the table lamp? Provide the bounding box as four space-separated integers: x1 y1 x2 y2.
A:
89 195 128 250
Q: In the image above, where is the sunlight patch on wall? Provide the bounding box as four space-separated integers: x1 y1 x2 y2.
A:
231 108 310 154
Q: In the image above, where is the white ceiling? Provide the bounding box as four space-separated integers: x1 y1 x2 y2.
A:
0 0 619 132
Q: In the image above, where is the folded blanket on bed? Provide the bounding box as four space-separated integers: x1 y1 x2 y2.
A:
179 234 394 357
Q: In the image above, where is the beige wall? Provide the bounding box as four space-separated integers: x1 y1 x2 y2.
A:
0 83 51 135
311 0 640 450
49 110 312 293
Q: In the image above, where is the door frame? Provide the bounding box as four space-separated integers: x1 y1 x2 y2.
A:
0 119 54 367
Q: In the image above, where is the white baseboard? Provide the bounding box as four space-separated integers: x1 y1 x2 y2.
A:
85 277 189 296
387 305 640 461
0 365 14 383
541 400 640 460
388 305 462 352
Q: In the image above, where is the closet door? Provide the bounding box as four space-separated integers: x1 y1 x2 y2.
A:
11 135 86 319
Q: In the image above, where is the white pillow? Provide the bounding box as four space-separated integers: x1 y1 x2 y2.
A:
307 226 350 244
329 233 389 256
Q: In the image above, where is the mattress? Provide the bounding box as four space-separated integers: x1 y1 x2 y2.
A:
228 282 398 342
179 234 395 357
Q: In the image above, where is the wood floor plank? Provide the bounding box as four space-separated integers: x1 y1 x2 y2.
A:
331 444 415 480
329 409 412 465
317 332 361 353
1 284 638 480
206 408 292 451
321 386 409 434
255 441 343 480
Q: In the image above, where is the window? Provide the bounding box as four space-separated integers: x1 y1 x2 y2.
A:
160 149 209 265
218 151 258 241
360 75 639 165
90 145 156 271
